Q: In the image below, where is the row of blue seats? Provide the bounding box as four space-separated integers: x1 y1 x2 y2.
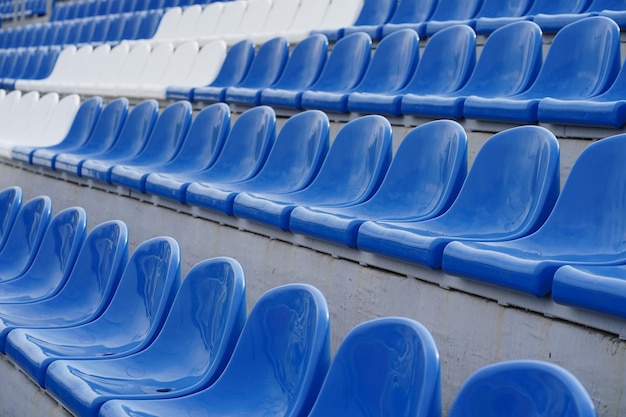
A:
9 96 626 320
0 9 164 49
0 46 59 89
49 0 218 21
0 186 597 417
164 17 626 128
0 0 47 21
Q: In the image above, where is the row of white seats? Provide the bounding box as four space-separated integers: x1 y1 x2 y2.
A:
134 0 363 46
15 40 227 99
0 90 80 158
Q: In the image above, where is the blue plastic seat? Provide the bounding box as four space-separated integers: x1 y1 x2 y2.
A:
443 133 626 297
12 96 103 165
44 256 246 417
185 110 329 215
464 17 621 124
419 0 483 37
200 37 288 105
135 9 164 40
533 0 620 32
0 186 21 253
98 283 330 417
448 361 597 417
5 235 180 387
289 120 467 248
302 29 419 113
31 98 129 170
307 317 442 417
146 105 275 204
118 103 230 195
0 206 86 304
233 115 392 231
358 125 560 270
348 25 476 116
329 0 396 41
0 196 51 281
445 0 534 34
401 21 542 119
379 0 436 38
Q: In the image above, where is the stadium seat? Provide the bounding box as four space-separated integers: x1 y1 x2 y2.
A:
5 235 180 387
289 120 467 248
146 105 275 204
348 25 475 116
134 9 163 41
272 0 332 44
196 36 288 104
533 0 621 32
400 20 542 119
177 1 222 43
13 96 103 165
219 0 273 45
0 90 23 134
116 42 174 98
419 0 483 37
462 0 535 34
233 115 392 231
167 38 254 101
87 16 111 45
196 0 247 44
94 42 151 97
134 5 181 45
357 125 560 270
103 14 126 43
98 283 330 417
31 97 128 170
464 17 620 123
301 29 418 113
185 110 329 215
61 99 158 178
0 195 51 282
376 0 437 39
44 256 246 417
163 4 202 44
0 186 21 253
309 0 365 41
0 48 30 89
307 317 442 417
84 101 191 184
15 46 73 91
443 133 626 297
246 0 300 45
75 43 130 96
38 45 93 93
286 32 370 110
599 6 626 28
448 361 597 417
0 90 40 147
0 207 85 304
60 44 111 94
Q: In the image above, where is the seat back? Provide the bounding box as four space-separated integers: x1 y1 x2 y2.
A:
427 0 484 21
352 0 395 26
235 36 289 89
191 2 224 38
137 42 174 85
43 93 82 147
401 25 476 95
150 6 182 41
105 14 126 43
309 32 371 93
21 92 59 142
473 0 533 19
448 361 597 417
583 0 626 12
211 0 247 36
308 317 441 417
522 16 620 100
56 45 94 84
268 34 327 91
170 4 202 39
0 186 22 252
115 42 152 85
156 41 198 86
355 29 419 94
525 0 590 15
4 90 39 140
316 0 363 31
288 0 331 32
0 90 23 131
233 0 272 34
181 40 227 87
93 42 130 87
90 16 111 44
76 43 111 84
136 9 163 40
257 0 300 33
204 38 254 88
39 45 77 83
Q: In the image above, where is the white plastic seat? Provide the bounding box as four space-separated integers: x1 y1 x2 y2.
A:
248 0 300 44
76 42 130 96
35 94 81 149
0 91 40 157
116 42 174 97
177 40 227 89
66 44 112 94
0 90 22 134
98 42 152 96
197 0 247 44
39 45 94 93
316 0 363 31
126 6 181 46
181 2 224 44
221 0 274 45
278 0 332 43
165 4 203 43
15 46 77 92
0 89 5 100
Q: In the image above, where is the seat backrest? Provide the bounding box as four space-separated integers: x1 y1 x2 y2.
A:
4 90 39 140
56 45 93 84
76 43 111 83
95 42 131 86
288 0 332 32
181 40 227 87
200 105 276 183
206 38 254 88
474 0 533 18
0 196 52 278
211 0 247 36
76 18 97 45
309 32 371 92
308 317 442 417
269 34 328 91
191 2 224 38
258 0 300 33
20 47 47 80
135 9 164 40
448 361 597 417
233 0 272 34
523 16 620 99
104 14 126 43
170 4 202 39
137 42 174 85
584 0 626 12
21 92 60 142
39 93 82 147
151 6 182 40
3 48 29 78
427 0 484 21
316 0 363 30
525 0 590 15
119 12 142 40
115 42 152 85
0 90 23 131
89 16 111 43
205 283 330 417
156 41 199 86
235 36 289 88
400 25 476 95
0 186 22 252
354 28 419 94
353 0 395 26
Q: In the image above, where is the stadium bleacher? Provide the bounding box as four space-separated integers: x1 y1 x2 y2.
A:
2 0 626 416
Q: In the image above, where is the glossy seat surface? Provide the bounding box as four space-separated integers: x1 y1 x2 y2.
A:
358 125 560 270
185 110 329 215
0 186 22 252
45 257 247 417
421 0 483 37
532 0 612 32
307 317 441 417
289 120 467 248
472 0 535 34
443 133 626 297
98 283 330 417
400 20 542 119
448 361 597 417
309 0 365 41
464 17 621 123
5 236 180 386
219 0 273 45
246 0 300 45
343 0 401 40
233 115 392 231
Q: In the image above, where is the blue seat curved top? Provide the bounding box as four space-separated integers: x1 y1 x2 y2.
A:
420 0 484 37
44 256 247 417
448 360 597 417
533 0 617 32
168 39 255 101
339 0 397 40
289 120 467 248
400 20 542 119
308 317 442 417
12 96 103 165
348 25 476 116
185 110 329 215
0 206 86 304
381 0 439 39
358 125 560 270
442 132 626 297
301 29 419 113
98 283 330 417
5 236 180 387
145 105 275 204
464 16 621 123
472 0 535 34
233 115 392 231
0 186 22 252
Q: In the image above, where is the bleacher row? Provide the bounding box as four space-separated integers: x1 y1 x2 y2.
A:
0 185 599 417
0 0 47 22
